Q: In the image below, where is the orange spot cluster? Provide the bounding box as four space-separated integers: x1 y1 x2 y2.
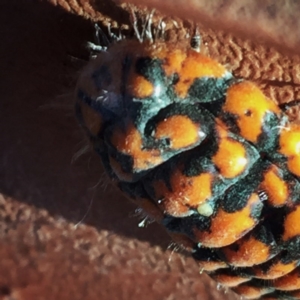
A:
149 44 227 99
75 37 300 299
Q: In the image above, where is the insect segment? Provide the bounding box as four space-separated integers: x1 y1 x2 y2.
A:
75 15 300 300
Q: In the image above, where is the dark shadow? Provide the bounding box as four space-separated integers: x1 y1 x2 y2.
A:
0 0 171 250
92 0 130 26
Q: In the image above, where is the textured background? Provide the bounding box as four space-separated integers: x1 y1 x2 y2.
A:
1 0 299 299
117 0 300 56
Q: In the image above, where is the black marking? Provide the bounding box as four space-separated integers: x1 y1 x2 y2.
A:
92 64 112 90
279 99 300 111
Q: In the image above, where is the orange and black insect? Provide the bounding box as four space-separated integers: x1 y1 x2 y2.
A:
75 10 300 300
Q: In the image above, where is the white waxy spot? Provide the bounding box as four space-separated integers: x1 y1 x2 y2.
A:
197 202 214 217
154 84 162 97
198 131 206 139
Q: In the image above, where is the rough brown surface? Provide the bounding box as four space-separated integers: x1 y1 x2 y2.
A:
120 0 300 56
1 0 300 300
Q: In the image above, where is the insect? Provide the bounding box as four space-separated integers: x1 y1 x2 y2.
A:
75 9 300 300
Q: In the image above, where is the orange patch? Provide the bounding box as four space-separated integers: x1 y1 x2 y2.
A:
279 124 300 177
273 268 300 291
233 283 274 299
155 115 202 149
193 193 261 248
221 234 272 267
162 48 187 76
260 165 289 207
212 127 248 178
282 205 300 242
152 167 213 217
253 259 297 280
223 81 280 144
212 271 250 287
127 75 154 98
196 260 228 273
152 180 190 217
173 51 227 98
110 122 162 172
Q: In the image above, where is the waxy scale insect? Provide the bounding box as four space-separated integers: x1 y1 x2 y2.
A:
75 10 300 300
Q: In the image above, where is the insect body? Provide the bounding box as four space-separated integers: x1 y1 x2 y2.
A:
75 21 300 300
